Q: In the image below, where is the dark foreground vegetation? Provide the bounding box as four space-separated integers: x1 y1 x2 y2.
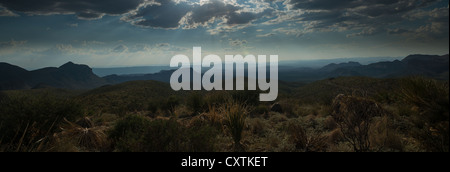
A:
0 77 448 152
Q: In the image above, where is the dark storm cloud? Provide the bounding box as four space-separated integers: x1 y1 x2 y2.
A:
125 0 274 29
124 0 192 29
190 0 239 25
286 0 442 35
0 0 145 19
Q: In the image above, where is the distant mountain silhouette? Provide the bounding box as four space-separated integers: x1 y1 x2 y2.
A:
104 69 175 84
1 54 448 90
279 54 449 82
0 62 107 90
320 62 362 72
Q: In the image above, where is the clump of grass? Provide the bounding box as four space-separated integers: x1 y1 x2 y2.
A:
222 100 248 152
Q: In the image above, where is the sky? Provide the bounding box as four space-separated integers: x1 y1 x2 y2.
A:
0 0 448 69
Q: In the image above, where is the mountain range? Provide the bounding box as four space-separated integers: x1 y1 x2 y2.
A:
0 54 448 90
0 62 107 90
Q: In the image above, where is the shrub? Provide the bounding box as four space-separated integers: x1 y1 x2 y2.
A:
141 119 188 152
230 90 260 106
160 95 180 116
185 119 219 152
400 77 449 152
147 100 159 114
323 116 337 130
0 94 84 152
287 121 328 152
370 116 404 152
108 115 151 152
247 118 267 137
252 104 269 117
186 92 206 116
143 119 218 152
279 100 297 118
109 116 218 152
331 94 386 152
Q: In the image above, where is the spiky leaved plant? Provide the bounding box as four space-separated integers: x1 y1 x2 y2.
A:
222 100 248 152
60 117 108 151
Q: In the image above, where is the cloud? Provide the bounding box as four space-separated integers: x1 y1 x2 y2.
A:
0 0 145 20
36 44 77 57
67 23 78 27
229 39 248 47
346 27 381 37
122 0 275 30
0 5 18 16
112 44 128 53
0 40 27 50
273 28 304 37
257 33 275 37
281 0 443 36
122 0 192 29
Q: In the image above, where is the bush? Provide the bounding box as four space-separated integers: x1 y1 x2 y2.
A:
247 118 267 137
287 121 328 152
186 92 206 116
323 116 337 130
230 90 260 106
160 95 180 116
279 100 297 118
108 115 151 152
331 94 386 152
400 77 449 152
0 94 84 152
141 119 188 152
251 104 269 117
147 100 159 114
109 116 218 152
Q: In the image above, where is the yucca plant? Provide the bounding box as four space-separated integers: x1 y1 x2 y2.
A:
59 117 108 151
222 100 248 152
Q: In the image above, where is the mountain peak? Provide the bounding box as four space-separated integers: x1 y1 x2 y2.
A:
60 61 76 68
320 61 362 72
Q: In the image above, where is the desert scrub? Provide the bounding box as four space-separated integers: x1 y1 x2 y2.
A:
109 115 218 152
0 94 84 152
222 100 249 152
